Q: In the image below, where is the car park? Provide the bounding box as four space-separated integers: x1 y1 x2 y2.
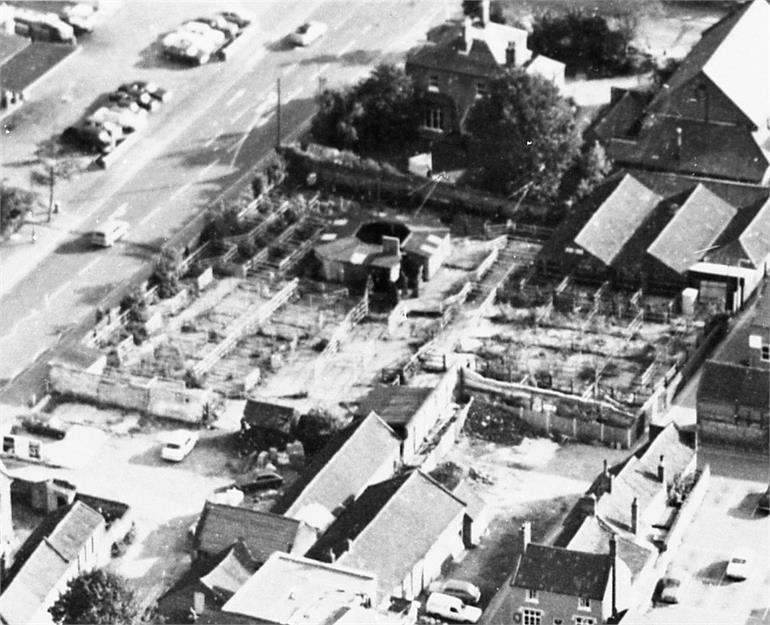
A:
425 592 482 623
427 579 481 605
725 548 752 581
654 577 681 604
160 430 199 462
289 21 327 46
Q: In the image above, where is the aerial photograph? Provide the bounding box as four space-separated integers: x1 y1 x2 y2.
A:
0 0 767 623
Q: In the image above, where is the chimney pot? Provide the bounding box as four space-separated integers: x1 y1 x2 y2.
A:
608 474 614 494
603 459 608 476
480 0 490 25
327 547 336 563
658 455 666 483
631 496 639 534
519 521 531 552
675 127 682 161
505 42 516 66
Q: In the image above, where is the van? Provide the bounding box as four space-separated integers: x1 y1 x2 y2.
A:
425 592 482 623
91 220 129 247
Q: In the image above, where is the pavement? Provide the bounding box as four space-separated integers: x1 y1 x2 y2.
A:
0 0 453 405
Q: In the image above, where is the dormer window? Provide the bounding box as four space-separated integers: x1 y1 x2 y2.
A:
526 588 539 603
578 597 591 610
428 75 439 92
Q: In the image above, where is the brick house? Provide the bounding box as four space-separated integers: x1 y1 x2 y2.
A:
697 280 770 451
405 0 564 136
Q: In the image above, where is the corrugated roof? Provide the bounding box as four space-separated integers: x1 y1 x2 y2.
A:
307 471 466 595
697 361 769 409
574 174 662 266
241 399 298 433
512 544 611 599
647 184 737 273
273 412 400 517
199 541 257 601
195 503 301 564
354 386 433 426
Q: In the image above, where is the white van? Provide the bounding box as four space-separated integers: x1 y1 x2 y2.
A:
91 220 129 247
425 592 482 623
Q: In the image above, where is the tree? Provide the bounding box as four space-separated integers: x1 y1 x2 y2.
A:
573 141 613 201
120 287 149 345
0 185 37 236
294 408 344 456
152 247 183 299
310 64 423 154
462 0 506 24
465 66 581 201
49 569 141 625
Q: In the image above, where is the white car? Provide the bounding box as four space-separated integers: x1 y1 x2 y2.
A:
180 21 226 46
162 30 219 64
91 220 129 247
89 105 147 132
725 548 753 580
425 592 482 623
160 430 199 462
289 21 327 46
427 579 481 604
60 3 96 33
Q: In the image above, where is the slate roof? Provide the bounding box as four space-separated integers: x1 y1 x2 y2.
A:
272 412 400 517
512 544 612 599
649 0 770 131
647 184 737 273
195 503 301 564
752 281 770 330
591 89 650 142
0 501 105 625
738 199 770 268
573 174 662 266
697 361 770 409
306 471 466 595
241 399 298 434
354 386 433 426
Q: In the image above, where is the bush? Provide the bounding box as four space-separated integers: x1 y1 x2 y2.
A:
0 186 37 236
152 248 182 299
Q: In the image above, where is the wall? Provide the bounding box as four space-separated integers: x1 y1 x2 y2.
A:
697 412 768 451
50 363 211 423
662 465 710 561
496 587 604 625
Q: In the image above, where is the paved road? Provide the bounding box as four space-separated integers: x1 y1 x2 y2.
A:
0 0 452 404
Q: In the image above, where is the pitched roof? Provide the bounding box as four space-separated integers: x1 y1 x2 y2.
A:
272 412 400 517
241 399 298 433
573 174 662 266
738 198 770 268
306 471 466 595
650 0 770 130
0 501 105 625
354 386 433 426
512 543 612 599
646 184 737 273
697 361 770 409
195 503 301 564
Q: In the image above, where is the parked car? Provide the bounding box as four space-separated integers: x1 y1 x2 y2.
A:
90 220 129 247
22 416 67 440
160 430 199 462
60 3 96 34
179 21 226 47
109 89 156 111
162 30 219 65
235 470 284 493
654 577 681 604
289 21 327 46
758 485 770 515
207 486 245 506
218 9 253 29
118 81 171 103
425 593 482 623
62 123 117 153
427 580 481 605
725 548 753 581
193 15 238 40
88 105 147 132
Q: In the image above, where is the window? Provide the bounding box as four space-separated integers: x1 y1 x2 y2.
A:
2 437 13 454
428 74 439 92
28 442 40 459
553 620 563 625
578 597 591 610
476 81 488 98
573 616 596 625
522 608 543 625
761 344 769 361
424 108 444 131
526 588 539 603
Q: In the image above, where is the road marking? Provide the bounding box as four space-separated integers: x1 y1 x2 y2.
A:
226 88 246 107
361 23 373 35
285 86 303 102
109 202 129 220
168 181 193 203
337 41 355 56
76 257 101 277
46 281 72 306
203 132 222 148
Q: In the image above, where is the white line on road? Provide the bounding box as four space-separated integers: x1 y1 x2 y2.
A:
46 281 72 306
226 88 246 107
168 181 193 203
109 202 129 220
361 23 373 35
76 257 101 277
197 159 220 179
203 133 222 148
337 41 355 56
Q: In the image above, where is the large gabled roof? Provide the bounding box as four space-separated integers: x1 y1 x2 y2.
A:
697 361 770 409
306 471 466 595
573 174 662 266
651 0 770 130
272 412 400 517
647 184 737 274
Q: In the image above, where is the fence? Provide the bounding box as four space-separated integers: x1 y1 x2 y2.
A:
190 278 299 377
659 465 711 565
317 290 370 362
460 368 640 448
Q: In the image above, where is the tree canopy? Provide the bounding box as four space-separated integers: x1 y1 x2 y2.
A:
310 64 423 154
465 66 582 201
462 0 507 24
49 569 141 625
0 186 36 236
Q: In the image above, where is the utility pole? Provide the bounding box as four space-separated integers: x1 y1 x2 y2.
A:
275 77 282 148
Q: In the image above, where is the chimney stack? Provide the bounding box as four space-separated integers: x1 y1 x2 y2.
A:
609 534 618 618
480 0 490 25
603 459 609 477
519 521 531 552
345 538 355 553
675 127 682 161
463 16 473 53
505 42 516 66
580 493 597 516
631 497 638 534
327 547 336 563
657 455 666 483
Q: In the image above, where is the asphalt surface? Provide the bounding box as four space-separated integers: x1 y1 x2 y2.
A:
0 0 452 405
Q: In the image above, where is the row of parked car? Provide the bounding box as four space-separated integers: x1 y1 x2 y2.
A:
62 81 170 154
161 10 252 65
6 3 96 44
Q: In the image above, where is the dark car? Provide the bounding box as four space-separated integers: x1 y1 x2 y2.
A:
109 88 157 111
61 125 114 154
22 417 67 440
217 10 252 30
235 471 284 493
654 577 681 604
118 81 171 103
